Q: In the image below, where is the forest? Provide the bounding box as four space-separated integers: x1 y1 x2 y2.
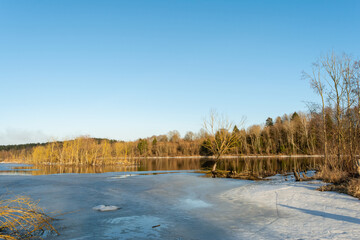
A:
0 110 348 164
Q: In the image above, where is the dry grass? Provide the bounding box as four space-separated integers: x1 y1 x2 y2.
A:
318 178 360 199
315 161 360 199
0 196 58 239
315 166 349 183
205 169 266 180
347 178 360 199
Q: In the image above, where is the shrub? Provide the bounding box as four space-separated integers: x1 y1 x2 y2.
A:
0 196 57 239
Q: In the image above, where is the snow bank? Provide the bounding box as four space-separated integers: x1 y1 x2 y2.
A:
220 176 360 239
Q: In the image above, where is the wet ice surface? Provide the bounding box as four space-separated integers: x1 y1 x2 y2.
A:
0 163 34 175
1 170 360 239
0 171 247 239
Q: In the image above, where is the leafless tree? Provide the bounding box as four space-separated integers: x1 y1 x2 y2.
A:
342 54 356 163
168 130 181 143
303 62 328 163
322 52 346 162
353 60 360 173
184 131 195 141
202 110 244 177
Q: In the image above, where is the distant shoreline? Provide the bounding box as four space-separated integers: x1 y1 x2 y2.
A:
0 154 324 164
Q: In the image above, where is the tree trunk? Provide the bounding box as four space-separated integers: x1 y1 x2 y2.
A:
321 96 327 166
211 161 218 178
293 168 301 181
356 158 360 176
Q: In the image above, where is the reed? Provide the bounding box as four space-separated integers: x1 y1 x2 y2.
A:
0 196 58 239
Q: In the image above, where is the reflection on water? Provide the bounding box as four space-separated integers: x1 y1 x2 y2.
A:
0 157 322 175
215 157 322 177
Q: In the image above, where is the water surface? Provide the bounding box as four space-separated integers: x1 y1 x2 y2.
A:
0 157 322 175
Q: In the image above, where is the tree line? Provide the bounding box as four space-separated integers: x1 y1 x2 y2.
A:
0 108 356 165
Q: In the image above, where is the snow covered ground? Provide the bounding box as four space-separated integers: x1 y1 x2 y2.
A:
1 166 360 239
220 175 360 239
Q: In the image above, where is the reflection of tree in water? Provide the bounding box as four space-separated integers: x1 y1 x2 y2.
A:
205 157 322 178
12 157 322 175
30 164 133 175
138 158 202 171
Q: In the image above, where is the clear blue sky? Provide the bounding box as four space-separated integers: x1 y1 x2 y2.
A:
0 0 359 144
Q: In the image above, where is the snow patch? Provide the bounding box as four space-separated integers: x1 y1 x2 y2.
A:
92 205 120 211
181 198 211 209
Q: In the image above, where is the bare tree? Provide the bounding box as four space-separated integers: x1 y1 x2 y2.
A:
322 52 345 162
248 125 262 154
353 60 360 173
303 62 328 164
202 110 244 177
184 131 195 141
342 54 356 163
305 52 360 173
168 130 181 143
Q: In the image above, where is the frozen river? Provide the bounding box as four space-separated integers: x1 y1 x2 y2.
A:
1 162 360 239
